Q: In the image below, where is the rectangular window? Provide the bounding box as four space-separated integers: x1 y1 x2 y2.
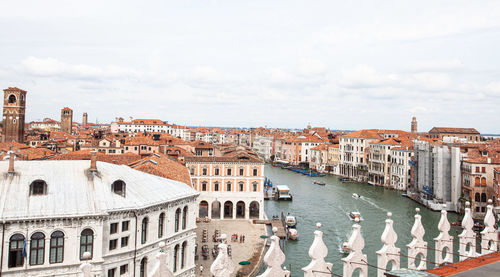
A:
122 221 129 232
202 168 207 176
108 268 116 277
109 239 118 250
253 168 258 176
476 167 480 173
120 265 128 275
202 183 207 191
227 168 232 176
482 167 486 173
121 236 129 247
215 168 219 175
110 223 118 234
239 168 244 176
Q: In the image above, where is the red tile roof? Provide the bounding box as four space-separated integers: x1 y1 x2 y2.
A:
129 153 191 185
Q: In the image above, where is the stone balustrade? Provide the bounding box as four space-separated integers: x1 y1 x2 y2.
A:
80 201 498 277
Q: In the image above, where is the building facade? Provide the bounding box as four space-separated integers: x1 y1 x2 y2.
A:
185 152 265 220
428 127 480 142
0 158 198 276
2 87 27 143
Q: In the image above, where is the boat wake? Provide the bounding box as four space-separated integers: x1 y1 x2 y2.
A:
359 196 390 213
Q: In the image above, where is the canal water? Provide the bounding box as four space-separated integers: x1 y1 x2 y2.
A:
263 165 462 276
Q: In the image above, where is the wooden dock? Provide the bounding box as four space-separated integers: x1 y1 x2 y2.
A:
253 219 287 239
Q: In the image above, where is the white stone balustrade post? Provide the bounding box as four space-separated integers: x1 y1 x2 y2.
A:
406 208 427 270
302 223 333 277
257 227 290 277
434 204 453 265
480 200 498 255
211 234 236 277
341 218 367 277
152 242 174 277
376 212 400 277
458 201 477 261
79 252 92 277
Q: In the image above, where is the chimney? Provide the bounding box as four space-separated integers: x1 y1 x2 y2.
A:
487 157 491 164
8 150 15 174
90 151 97 172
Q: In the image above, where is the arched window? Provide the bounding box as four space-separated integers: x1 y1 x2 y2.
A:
173 244 179 272
226 182 232 191
481 193 487 203
181 241 187 269
141 218 148 244
175 208 181 232
30 232 45 265
158 213 165 238
475 177 480 186
80 229 93 260
30 180 47 195
481 177 487 187
214 181 219 191
140 257 147 277
50 231 64 263
182 206 188 230
112 180 126 197
475 193 480 202
8 94 16 104
8 234 24 268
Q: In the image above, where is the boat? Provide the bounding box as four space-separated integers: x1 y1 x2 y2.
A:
313 181 326 186
340 241 350 254
352 193 360 199
285 214 297 227
349 211 362 221
274 185 293 201
288 228 299 240
340 177 350 182
401 193 409 198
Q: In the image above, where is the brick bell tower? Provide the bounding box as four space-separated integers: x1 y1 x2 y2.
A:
2 87 27 143
61 107 73 133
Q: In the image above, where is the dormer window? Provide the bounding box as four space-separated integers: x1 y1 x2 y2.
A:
30 180 47 195
112 180 126 197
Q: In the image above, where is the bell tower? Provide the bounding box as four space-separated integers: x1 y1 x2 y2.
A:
411 116 418 134
61 107 73 133
2 87 27 143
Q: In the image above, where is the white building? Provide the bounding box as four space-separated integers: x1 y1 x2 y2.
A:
390 146 413 191
111 119 174 134
0 157 198 277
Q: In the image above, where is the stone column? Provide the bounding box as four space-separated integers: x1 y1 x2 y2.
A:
232 204 236 220
245 203 250 220
208 202 212 219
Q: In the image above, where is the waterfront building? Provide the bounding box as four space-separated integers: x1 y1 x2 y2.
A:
339 130 381 182
2 87 27 143
310 143 329 172
185 149 265 220
0 153 198 276
428 127 480 142
251 134 274 162
412 140 464 212
282 135 324 166
61 107 73 134
461 156 500 219
368 138 408 187
494 167 500 209
390 145 413 191
327 144 340 175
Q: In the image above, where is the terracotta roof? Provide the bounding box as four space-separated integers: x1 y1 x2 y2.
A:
464 156 500 164
426 252 500 277
4 87 26 93
0 142 31 152
128 153 191 185
62 107 72 111
343 129 382 139
429 127 480 134
50 150 141 165
185 151 263 163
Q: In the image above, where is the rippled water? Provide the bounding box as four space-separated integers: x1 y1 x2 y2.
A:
263 165 461 276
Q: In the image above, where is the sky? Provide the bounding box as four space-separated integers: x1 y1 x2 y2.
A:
1 0 499 133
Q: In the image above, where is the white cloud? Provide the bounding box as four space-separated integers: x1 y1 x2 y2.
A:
298 59 326 76
409 59 464 72
22 56 142 81
340 65 397 88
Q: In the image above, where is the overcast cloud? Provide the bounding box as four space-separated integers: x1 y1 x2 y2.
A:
0 0 499 133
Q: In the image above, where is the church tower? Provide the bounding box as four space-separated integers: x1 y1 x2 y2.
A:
61 107 73 133
2 87 27 143
411 116 418 134
82 112 88 127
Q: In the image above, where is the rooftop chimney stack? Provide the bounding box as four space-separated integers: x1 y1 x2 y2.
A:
8 149 15 174
90 151 97 172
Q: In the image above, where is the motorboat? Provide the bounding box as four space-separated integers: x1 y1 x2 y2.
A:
285 214 297 227
288 228 299 240
349 212 362 221
340 241 350 254
352 193 360 199
313 181 326 186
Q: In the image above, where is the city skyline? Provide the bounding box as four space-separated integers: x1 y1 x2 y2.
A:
1 0 499 133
